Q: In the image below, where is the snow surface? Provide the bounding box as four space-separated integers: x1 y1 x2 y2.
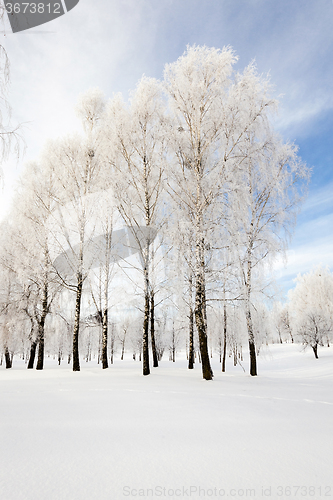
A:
1 344 333 500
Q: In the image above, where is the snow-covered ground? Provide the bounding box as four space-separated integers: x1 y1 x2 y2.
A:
1 344 332 500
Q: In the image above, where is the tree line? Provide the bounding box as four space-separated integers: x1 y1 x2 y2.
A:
0 45 316 379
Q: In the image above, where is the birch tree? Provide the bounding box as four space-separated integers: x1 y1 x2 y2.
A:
88 200 122 369
103 77 166 376
10 160 60 370
0 168 56 371
164 46 264 379
164 45 308 378
45 89 106 371
163 45 242 380
230 112 309 375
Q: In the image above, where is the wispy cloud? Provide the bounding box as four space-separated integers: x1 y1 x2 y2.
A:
301 182 333 217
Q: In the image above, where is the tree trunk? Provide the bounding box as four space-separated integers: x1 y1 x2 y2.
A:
222 301 227 373
36 325 44 371
188 275 194 370
195 279 213 379
101 245 110 368
101 307 108 369
142 288 150 376
194 162 213 379
121 340 125 360
142 155 151 376
73 275 83 372
312 344 319 359
150 292 158 368
188 305 194 369
4 346 12 369
27 340 37 369
233 345 238 366
246 307 257 376
286 312 294 343
26 313 36 369
245 252 257 376
195 237 213 380
36 281 48 371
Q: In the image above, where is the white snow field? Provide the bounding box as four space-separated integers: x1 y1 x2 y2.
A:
1 344 332 500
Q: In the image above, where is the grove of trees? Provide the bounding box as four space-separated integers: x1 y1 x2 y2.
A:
1 45 319 379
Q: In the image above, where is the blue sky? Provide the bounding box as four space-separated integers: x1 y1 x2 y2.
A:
2 0 333 297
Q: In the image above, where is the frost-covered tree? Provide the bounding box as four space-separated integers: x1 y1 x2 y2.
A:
288 266 333 358
163 45 308 378
271 302 294 344
44 89 106 371
10 159 60 370
225 65 309 376
0 46 311 378
103 77 167 376
86 192 122 369
163 45 239 380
